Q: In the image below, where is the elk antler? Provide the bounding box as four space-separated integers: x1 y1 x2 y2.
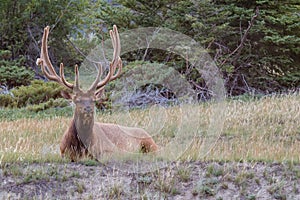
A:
36 26 74 91
88 25 123 93
36 25 122 94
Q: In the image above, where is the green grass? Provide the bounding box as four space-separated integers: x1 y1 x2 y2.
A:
0 106 73 121
0 93 299 164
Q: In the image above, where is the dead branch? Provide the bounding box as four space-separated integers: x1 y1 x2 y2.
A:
220 7 259 66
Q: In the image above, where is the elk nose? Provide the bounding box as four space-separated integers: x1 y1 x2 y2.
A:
84 106 93 113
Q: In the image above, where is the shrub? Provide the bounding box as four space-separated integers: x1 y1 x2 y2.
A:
0 80 69 108
0 50 34 88
0 94 14 107
12 80 69 108
0 65 34 88
26 98 70 112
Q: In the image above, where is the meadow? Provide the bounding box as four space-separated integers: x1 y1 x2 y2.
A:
1 93 300 199
0 93 299 164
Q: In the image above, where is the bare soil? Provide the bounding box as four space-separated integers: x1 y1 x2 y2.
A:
1 161 300 199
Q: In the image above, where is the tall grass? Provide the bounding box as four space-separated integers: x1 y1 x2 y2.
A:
209 94 300 162
0 93 299 164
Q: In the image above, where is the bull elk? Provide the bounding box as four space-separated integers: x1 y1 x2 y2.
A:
36 25 158 161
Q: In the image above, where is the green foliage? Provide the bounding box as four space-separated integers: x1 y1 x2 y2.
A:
0 80 69 108
88 0 299 94
0 94 14 107
191 0 300 92
0 0 89 74
0 0 298 98
26 98 70 112
0 50 34 88
0 65 34 88
12 80 68 108
0 106 73 121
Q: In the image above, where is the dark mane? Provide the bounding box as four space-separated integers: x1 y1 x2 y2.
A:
60 118 90 161
71 119 89 151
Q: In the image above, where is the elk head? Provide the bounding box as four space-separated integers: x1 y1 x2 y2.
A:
36 25 122 126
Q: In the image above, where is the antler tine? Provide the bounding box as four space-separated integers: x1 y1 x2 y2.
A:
109 58 123 81
109 25 122 81
74 64 80 91
114 25 121 62
60 63 75 89
111 25 121 67
87 63 103 92
37 26 74 90
94 25 122 90
40 27 57 77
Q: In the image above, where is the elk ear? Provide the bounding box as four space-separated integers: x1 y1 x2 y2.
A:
61 90 73 100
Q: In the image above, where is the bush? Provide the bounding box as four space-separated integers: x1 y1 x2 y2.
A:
0 50 34 88
26 98 70 112
0 94 14 107
0 80 69 108
12 80 70 108
0 65 34 88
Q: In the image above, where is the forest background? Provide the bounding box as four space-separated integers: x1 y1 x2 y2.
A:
0 0 299 109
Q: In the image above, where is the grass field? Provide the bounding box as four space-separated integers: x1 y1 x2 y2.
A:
1 93 299 164
1 93 300 199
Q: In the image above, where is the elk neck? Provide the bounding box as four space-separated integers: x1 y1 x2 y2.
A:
72 104 95 146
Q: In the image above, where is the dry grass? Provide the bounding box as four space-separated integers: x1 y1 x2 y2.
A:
0 94 299 164
0 117 68 163
208 94 300 162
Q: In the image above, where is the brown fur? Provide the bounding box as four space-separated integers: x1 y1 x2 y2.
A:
60 119 90 161
60 119 158 161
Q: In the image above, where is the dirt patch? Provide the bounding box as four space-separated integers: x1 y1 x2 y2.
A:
1 161 300 199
